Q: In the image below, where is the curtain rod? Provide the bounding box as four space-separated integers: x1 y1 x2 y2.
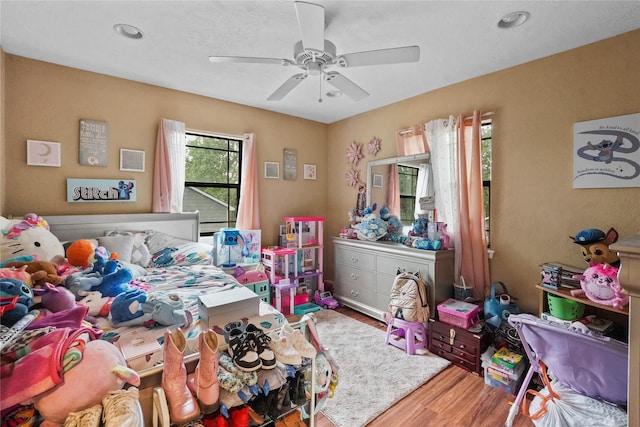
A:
398 111 495 136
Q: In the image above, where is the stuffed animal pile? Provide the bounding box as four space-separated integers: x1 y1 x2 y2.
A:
569 227 628 309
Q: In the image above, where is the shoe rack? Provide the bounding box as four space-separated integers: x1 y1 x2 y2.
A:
151 316 322 427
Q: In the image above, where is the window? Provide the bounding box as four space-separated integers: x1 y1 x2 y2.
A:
398 165 419 224
183 132 242 236
481 121 492 245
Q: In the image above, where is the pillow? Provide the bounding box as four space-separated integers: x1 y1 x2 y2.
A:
104 230 152 268
97 235 135 264
145 231 213 267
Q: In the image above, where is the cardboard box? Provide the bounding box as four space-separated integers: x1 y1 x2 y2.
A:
491 347 524 373
198 286 260 329
118 329 163 371
213 229 262 266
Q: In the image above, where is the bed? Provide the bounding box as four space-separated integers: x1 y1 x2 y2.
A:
1 212 289 426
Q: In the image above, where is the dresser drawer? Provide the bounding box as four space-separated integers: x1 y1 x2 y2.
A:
376 254 433 278
431 319 484 349
335 245 376 271
333 281 376 307
336 266 376 290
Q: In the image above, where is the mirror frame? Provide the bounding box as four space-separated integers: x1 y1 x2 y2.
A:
365 152 431 207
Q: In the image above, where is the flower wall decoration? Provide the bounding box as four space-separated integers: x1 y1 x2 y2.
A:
367 137 382 156
345 168 360 187
345 140 364 165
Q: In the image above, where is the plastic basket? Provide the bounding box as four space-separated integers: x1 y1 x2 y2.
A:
547 293 585 320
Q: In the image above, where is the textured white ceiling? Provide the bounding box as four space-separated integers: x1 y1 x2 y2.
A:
1 1 639 123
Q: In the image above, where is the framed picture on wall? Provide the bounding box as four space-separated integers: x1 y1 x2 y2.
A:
265 162 280 179
27 139 61 167
373 173 383 188
304 164 317 180
120 149 145 172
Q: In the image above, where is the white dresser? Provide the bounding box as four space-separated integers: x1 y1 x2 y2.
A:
332 237 455 320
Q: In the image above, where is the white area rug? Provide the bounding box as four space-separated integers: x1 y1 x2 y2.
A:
313 310 451 427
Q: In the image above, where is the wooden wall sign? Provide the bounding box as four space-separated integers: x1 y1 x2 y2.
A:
79 119 109 166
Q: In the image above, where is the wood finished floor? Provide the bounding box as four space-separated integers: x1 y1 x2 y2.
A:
314 307 533 427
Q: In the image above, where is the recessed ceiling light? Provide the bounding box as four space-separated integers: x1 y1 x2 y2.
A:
326 91 342 98
113 24 144 40
498 11 530 29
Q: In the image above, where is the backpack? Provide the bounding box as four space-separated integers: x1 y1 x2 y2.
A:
388 269 430 323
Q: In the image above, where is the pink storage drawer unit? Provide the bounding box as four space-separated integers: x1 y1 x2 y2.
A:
437 298 480 329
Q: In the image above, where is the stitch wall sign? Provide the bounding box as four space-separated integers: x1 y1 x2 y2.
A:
573 112 640 188
66 178 136 202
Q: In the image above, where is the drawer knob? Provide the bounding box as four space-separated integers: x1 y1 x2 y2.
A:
350 273 359 280
449 328 456 346
350 257 359 264
350 290 359 297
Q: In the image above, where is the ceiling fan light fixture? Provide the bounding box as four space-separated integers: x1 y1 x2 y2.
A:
498 11 530 29
113 23 144 40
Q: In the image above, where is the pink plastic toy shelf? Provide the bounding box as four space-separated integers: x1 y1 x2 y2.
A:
263 217 325 316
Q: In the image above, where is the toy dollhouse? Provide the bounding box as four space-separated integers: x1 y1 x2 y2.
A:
262 217 325 315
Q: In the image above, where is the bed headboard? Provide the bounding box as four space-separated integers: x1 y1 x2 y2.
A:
44 212 201 242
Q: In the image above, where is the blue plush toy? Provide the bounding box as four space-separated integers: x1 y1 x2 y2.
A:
379 205 403 235
357 204 388 241
65 253 133 298
0 278 34 327
110 289 188 327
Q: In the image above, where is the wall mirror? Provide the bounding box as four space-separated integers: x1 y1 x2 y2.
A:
366 152 431 225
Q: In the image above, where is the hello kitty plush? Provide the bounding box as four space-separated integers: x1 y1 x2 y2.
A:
571 263 629 309
0 214 64 263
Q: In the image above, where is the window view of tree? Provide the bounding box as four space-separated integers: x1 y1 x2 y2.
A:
481 121 492 245
398 165 419 224
183 132 241 235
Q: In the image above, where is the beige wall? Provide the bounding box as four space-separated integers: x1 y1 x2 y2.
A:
326 30 640 313
2 55 327 246
2 30 639 314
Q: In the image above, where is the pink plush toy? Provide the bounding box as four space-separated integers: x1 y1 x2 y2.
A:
233 265 268 285
571 263 629 310
29 339 140 427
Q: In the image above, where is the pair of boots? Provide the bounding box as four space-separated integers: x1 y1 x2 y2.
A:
202 406 249 427
162 328 220 424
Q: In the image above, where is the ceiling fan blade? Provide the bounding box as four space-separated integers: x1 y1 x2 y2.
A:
209 55 292 66
267 73 308 101
294 1 325 52
324 71 369 101
338 46 420 68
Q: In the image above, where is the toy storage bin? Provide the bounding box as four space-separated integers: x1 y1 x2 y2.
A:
484 362 525 395
547 293 585 320
437 298 480 329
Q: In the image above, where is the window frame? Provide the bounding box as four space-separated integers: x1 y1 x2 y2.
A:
183 130 243 236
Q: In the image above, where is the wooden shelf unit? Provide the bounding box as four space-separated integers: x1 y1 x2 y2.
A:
536 284 629 340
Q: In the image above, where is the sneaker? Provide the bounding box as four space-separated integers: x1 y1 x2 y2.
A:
228 328 262 372
246 324 276 370
102 387 143 427
268 330 302 366
64 404 102 427
281 323 316 359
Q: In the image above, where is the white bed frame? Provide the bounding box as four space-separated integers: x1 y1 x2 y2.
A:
44 212 200 242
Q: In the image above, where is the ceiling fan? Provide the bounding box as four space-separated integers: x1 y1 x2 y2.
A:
209 1 420 102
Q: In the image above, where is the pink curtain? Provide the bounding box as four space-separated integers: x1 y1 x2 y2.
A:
152 118 185 213
386 164 400 216
236 133 260 229
456 111 490 299
395 125 428 156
